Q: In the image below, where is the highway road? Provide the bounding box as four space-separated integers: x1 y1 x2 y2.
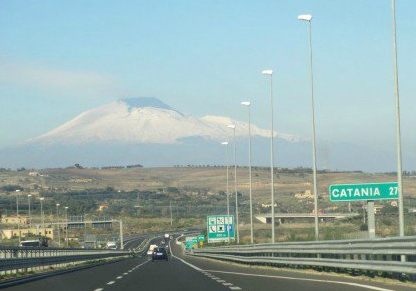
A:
122 233 149 250
3 237 414 291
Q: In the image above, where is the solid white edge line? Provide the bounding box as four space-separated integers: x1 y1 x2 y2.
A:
170 237 396 291
205 270 395 291
169 239 202 271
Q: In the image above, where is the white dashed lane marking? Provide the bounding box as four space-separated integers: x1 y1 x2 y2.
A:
229 287 242 290
93 260 150 291
223 283 233 286
205 268 397 291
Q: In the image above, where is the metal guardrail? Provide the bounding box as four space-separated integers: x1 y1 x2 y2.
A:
0 247 131 273
189 236 416 279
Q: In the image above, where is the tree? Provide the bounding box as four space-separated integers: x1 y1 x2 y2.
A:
74 163 84 169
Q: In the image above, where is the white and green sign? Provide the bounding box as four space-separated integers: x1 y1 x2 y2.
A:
329 182 399 202
185 236 198 249
207 215 235 243
197 234 205 242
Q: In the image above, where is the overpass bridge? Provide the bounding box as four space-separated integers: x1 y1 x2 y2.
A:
255 212 360 224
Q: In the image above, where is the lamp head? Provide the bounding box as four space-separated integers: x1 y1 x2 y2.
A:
298 14 312 22
261 69 273 76
221 141 229 145
227 124 236 129
241 101 251 106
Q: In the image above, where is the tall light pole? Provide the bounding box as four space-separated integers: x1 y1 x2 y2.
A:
40 197 45 232
15 189 21 243
170 201 173 226
241 101 254 244
227 124 239 244
391 0 405 239
27 194 32 230
221 141 231 243
174 197 179 218
56 203 61 247
298 13 319 240
65 206 69 247
262 69 276 243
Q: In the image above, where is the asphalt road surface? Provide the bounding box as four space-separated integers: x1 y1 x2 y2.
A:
3 237 414 291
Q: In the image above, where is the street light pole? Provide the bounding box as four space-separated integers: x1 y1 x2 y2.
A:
40 197 44 233
56 203 61 247
228 124 239 244
175 197 179 218
170 201 173 226
262 69 276 243
15 190 21 243
221 141 231 243
391 0 405 239
298 13 319 240
65 206 69 247
242 101 254 244
27 194 32 230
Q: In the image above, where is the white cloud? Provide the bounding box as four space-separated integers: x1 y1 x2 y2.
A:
0 60 119 98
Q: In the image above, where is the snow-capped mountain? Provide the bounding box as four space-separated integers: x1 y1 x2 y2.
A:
0 97 407 171
29 97 303 145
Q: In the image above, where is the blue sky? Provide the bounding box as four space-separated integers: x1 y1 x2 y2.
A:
0 0 415 158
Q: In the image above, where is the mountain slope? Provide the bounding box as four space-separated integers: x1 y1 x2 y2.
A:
0 97 410 171
29 97 302 145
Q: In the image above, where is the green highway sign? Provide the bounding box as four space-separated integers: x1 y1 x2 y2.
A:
207 215 235 243
329 182 399 202
197 234 205 242
185 236 198 249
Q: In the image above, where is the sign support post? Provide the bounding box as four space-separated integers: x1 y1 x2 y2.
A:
367 200 376 239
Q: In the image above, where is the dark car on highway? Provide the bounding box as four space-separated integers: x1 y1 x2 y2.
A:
152 247 168 262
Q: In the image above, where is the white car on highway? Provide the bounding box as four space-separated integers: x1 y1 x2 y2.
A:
106 241 117 250
147 244 158 255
